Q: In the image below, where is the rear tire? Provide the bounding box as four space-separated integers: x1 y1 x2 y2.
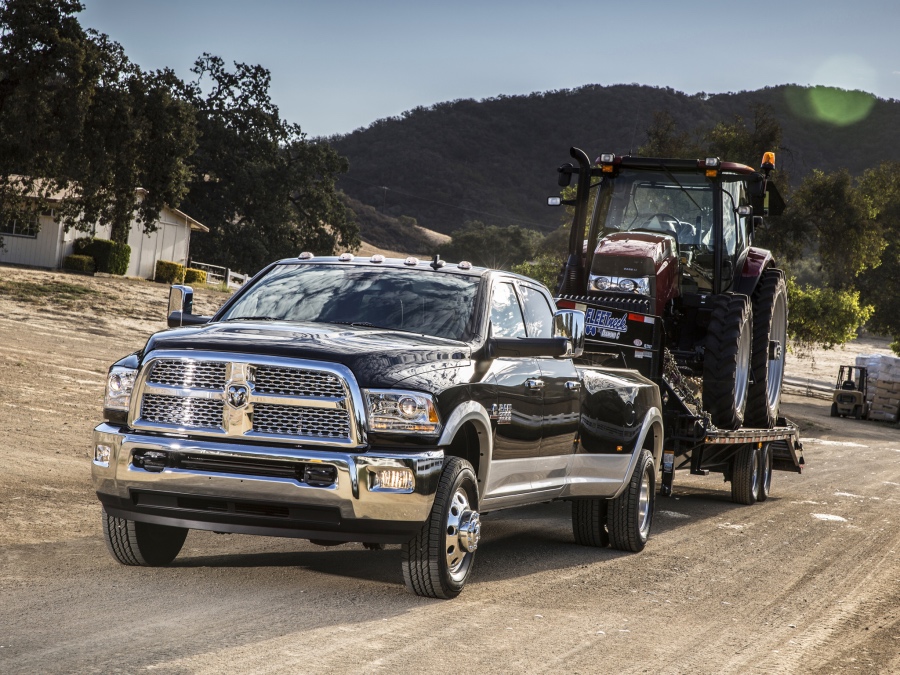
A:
830 403 838 417
745 269 787 428
572 499 610 547
731 444 760 505
608 450 655 552
102 510 187 566
703 294 753 430
401 457 480 599
854 405 862 420
757 444 773 502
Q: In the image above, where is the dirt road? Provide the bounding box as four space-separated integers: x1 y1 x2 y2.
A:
1 267 898 674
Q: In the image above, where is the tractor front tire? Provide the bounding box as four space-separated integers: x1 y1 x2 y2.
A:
703 294 753 430
745 269 788 429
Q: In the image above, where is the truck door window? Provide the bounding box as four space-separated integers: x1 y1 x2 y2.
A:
490 282 526 338
519 285 554 338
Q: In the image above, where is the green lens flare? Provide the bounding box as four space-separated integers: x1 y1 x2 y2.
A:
786 85 875 126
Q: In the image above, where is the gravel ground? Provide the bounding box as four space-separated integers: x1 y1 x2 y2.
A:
0 265 898 674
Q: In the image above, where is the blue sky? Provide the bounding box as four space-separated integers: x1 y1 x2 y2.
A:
80 0 900 138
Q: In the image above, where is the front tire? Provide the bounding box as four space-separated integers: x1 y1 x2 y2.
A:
703 294 753 430
607 449 655 552
731 444 761 505
102 510 187 566
401 457 480 599
745 269 788 428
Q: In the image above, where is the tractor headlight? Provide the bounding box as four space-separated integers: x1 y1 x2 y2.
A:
590 274 651 296
365 390 441 434
105 366 137 411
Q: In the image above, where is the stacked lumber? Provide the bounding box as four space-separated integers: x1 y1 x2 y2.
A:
855 354 900 422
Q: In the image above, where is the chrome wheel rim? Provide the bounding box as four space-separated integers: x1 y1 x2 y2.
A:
762 447 772 494
735 318 751 414
638 469 652 536
767 292 787 411
445 487 478 582
751 447 760 498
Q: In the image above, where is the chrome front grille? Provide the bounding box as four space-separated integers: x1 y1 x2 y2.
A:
130 351 364 447
253 404 351 438
141 394 224 429
148 360 227 389
255 366 345 398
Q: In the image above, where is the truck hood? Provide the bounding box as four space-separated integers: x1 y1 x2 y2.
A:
142 321 472 389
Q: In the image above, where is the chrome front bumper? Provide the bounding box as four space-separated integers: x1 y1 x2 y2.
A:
92 423 443 543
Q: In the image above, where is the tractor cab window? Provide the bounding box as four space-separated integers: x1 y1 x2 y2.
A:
722 180 750 259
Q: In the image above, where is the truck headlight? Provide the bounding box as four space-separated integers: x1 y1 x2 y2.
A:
105 366 137 411
365 390 441 434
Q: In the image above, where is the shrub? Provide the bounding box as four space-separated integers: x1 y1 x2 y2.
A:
184 268 207 284
155 260 185 284
787 278 874 354
74 238 131 275
62 254 95 274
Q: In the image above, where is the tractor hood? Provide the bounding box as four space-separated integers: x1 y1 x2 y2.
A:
592 232 675 276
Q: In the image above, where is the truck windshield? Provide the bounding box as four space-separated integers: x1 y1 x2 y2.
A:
600 169 714 248
219 264 481 341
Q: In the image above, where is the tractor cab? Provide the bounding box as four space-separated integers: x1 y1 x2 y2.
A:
831 365 869 419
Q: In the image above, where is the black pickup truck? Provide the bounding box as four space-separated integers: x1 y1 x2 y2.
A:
92 254 663 598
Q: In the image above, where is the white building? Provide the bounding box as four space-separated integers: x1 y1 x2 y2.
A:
0 188 208 278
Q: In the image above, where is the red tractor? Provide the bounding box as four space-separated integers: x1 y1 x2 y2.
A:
553 149 787 430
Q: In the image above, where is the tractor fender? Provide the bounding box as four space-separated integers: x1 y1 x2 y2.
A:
733 247 774 297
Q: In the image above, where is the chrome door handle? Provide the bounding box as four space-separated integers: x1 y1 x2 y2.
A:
565 381 582 391
525 378 545 390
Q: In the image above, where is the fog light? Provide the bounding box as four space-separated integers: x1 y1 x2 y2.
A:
370 467 415 492
94 444 112 466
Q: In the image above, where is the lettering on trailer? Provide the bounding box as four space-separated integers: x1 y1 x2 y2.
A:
584 308 629 339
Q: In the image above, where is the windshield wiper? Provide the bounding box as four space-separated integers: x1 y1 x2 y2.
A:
224 316 282 321
658 162 705 214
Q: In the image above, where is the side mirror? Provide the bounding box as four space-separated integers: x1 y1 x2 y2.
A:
552 309 585 358
557 162 574 187
167 285 210 328
488 337 570 358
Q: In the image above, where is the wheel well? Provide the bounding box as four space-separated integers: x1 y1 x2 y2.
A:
444 421 482 483
643 420 663 469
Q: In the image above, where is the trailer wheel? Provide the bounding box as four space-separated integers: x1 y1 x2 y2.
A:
571 499 609 547
745 269 787 428
608 449 655 552
757 444 772 502
731 444 760 505
401 457 480 599
102 510 187 566
703 294 752 430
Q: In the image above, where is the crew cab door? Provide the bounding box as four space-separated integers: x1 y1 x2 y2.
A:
519 283 579 491
483 280 544 499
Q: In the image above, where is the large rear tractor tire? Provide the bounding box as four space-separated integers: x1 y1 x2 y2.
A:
703 294 753 430
401 457 480 599
102 510 188 566
607 450 655 552
745 269 788 428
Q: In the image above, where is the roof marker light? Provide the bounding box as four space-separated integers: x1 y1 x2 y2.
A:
298 251 314 260
338 252 354 262
370 254 385 263
704 157 721 168
404 256 419 266
457 261 472 270
598 153 615 164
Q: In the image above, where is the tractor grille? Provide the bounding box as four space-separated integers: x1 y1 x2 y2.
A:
131 352 362 447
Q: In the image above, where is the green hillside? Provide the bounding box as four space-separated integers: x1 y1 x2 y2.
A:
332 84 900 236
